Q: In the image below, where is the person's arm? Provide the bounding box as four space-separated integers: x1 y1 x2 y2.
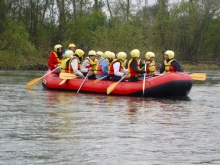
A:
48 53 56 70
131 60 146 74
113 62 124 76
172 60 184 72
71 59 84 77
81 59 90 72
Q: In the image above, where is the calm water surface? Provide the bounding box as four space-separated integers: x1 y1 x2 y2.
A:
0 70 220 165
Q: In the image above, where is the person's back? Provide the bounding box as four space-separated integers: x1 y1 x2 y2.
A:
159 50 183 74
127 49 146 82
108 52 128 82
94 51 109 79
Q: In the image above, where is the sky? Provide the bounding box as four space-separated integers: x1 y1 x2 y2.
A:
132 0 180 6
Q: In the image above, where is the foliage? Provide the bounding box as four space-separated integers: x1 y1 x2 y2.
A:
0 0 220 69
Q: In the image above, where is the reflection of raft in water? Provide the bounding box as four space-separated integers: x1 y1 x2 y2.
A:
42 70 193 97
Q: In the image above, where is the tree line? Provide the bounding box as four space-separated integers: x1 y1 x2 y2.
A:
0 0 220 69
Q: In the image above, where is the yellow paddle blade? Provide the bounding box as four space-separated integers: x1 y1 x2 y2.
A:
93 75 108 84
93 78 102 84
59 73 78 79
59 79 67 85
189 73 206 81
107 82 119 94
26 77 42 89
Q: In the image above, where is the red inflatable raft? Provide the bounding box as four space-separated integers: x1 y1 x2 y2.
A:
42 71 193 97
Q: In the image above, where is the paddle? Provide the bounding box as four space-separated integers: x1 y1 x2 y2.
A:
93 75 108 84
143 64 147 96
189 73 206 81
59 73 78 79
154 72 206 81
107 74 127 95
77 71 90 93
59 79 67 85
26 66 60 89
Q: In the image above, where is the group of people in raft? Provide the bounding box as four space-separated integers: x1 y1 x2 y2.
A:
48 43 184 82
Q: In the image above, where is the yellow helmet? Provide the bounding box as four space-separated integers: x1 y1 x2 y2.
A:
111 52 115 60
145 52 155 60
104 51 112 58
64 50 74 58
54 44 62 52
88 50 96 56
96 51 104 57
68 43 75 48
165 50 174 59
75 49 84 57
117 52 127 62
130 49 140 58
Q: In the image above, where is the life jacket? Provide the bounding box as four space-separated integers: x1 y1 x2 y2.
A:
54 52 62 66
146 61 157 75
60 56 80 73
85 57 97 71
127 58 141 77
164 59 177 73
94 58 106 75
108 59 123 76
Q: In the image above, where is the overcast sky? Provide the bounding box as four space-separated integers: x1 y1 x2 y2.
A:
132 0 180 6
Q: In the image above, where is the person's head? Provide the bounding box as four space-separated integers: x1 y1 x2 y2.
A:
75 49 84 62
68 43 75 51
88 50 96 60
54 44 62 53
130 49 140 59
96 51 104 59
64 50 74 58
54 44 63 57
164 50 174 60
145 52 155 62
75 49 84 57
117 52 127 62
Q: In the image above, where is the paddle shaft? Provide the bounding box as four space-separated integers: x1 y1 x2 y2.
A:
143 64 147 96
42 66 61 79
77 72 90 93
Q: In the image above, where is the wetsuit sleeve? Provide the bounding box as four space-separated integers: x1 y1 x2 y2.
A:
48 53 56 70
172 60 184 72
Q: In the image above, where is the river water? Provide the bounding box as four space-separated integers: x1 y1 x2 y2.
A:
0 70 220 165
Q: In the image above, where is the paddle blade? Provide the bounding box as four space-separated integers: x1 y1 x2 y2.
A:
59 79 67 85
26 77 42 89
107 82 119 94
190 73 206 81
59 73 78 79
93 78 102 84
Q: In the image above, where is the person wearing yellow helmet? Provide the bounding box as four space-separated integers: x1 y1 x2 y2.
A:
159 50 184 73
81 50 98 79
68 43 76 52
127 49 146 82
145 52 158 75
66 49 84 77
61 50 84 77
48 44 63 73
94 51 109 80
108 52 128 81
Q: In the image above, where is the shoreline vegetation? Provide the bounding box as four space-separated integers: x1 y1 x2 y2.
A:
1 1 220 71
